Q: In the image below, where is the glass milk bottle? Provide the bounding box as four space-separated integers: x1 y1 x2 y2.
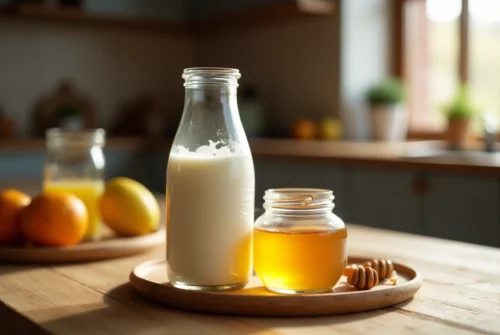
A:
43 128 106 241
166 68 255 291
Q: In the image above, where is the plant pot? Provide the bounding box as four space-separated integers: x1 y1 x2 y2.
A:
369 103 408 141
446 117 470 150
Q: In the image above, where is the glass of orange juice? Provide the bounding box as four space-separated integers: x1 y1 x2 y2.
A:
43 128 106 241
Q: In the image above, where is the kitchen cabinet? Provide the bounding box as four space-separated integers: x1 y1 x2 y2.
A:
422 174 500 247
0 152 44 195
102 150 167 194
144 152 167 194
0 150 164 194
0 152 44 180
254 158 345 217
343 168 421 234
253 161 500 247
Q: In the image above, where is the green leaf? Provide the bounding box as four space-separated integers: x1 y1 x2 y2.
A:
442 83 479 119
366 78 405 106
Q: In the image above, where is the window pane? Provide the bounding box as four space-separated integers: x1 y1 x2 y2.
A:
426 0 461 130
404 0 461 131
470 0 500 127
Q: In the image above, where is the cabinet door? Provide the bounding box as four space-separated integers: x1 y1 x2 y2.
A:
0 152 44 194
254 158 346 218
0 152 44 180
343 168 421 234
422 174 500 247
106 151 167 194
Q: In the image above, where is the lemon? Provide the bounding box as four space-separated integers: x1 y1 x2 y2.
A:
100 177 160 236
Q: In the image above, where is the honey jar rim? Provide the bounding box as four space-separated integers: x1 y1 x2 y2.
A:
263 188 334 210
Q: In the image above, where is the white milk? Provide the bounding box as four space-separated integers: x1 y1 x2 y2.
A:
166 145 255 288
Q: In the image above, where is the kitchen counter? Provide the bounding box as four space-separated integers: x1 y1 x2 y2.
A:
2 137 500 176
1 221 499 334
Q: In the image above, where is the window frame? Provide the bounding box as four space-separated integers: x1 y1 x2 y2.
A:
395 0 476 140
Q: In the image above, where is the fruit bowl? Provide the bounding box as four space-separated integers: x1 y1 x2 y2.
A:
0 178 165 264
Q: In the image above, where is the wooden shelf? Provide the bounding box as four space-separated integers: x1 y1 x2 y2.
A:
190 1 336 34
0 3 188 33
1 1 335 34
2 137 500 176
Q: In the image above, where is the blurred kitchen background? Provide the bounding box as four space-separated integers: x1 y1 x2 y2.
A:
1 0 500 247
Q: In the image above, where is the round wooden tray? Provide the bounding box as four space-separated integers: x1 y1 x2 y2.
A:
129 256 422 317
0 228 165 264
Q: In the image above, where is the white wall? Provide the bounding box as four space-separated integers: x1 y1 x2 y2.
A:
0 0 392 139
0 19 196 136
339 0 391 140
197 16 340 136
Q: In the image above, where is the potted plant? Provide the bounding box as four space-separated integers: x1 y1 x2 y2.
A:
366 78 407 141
442 83 478 150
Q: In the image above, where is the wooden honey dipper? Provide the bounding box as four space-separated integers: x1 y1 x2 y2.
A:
344 259 398 290
343 265 379 290
363 259 395 279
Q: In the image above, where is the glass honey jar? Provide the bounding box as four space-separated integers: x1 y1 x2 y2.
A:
253 188 347 294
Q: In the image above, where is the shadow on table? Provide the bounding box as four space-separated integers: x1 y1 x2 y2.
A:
41 283 399 334
40 284 273 335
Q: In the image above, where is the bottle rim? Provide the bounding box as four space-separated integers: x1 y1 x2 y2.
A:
263 188 335 211
182 67 241 87
45 128 106 147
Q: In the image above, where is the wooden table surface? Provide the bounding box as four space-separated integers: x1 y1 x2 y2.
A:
1 224 499 335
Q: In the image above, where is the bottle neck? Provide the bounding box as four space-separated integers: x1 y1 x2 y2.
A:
182 67 241 121
186 86 237 104
183 68 240 119
172 67 248 155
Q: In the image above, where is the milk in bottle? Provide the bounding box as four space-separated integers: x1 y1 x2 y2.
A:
166 68 255 291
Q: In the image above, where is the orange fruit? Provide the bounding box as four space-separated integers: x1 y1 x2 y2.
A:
0 189 31 245
21 192 88 247
291 119 317 140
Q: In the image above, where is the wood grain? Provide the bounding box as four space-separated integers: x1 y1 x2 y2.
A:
1 221 500 334
1 1 333 36
1 264 273 335
189 1 334 35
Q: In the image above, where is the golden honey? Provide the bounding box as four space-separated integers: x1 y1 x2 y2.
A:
253 226 347 293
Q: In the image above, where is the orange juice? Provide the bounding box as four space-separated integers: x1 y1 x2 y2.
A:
44 179 104 240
